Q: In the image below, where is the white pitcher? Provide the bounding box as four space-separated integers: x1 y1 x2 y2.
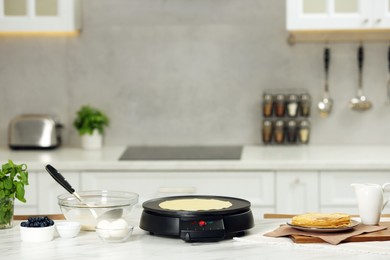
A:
351 183 390 225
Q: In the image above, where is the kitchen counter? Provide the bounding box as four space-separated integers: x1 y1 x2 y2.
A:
1 219 390 260
1 145 390 171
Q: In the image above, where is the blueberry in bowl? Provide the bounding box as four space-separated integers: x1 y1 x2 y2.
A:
20 216 55 242
21 216 55 228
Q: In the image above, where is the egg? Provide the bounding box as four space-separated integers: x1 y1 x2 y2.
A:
109 219 129 238
96 220 111 238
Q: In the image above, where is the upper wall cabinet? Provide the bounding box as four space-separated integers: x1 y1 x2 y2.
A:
0 0 81 33
287 0 390 31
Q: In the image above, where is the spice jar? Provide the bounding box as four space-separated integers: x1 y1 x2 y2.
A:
287 94 299 117
262 94 274 117
286 120 298 143
262 120 273 144
299 120 310 144
300 94 311 117
274 120 285 144
275 94 285 117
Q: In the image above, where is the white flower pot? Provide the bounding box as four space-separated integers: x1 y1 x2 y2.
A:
81 129 103 150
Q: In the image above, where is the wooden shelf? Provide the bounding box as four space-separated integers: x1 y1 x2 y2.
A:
288 30 390 45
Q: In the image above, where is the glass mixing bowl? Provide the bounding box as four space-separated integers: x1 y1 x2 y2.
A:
57 190 139 231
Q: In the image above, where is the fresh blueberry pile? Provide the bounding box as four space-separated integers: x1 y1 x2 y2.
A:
20 216 55 228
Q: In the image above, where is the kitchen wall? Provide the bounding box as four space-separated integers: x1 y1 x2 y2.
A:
1 0 390 147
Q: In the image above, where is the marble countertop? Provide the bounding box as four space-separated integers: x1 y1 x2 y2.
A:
1 219 390 260
1 145 390 171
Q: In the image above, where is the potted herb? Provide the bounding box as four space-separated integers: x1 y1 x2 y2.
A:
0 160 29 229
73 105 109 149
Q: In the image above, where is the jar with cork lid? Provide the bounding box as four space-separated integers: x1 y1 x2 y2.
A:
298 120 310 144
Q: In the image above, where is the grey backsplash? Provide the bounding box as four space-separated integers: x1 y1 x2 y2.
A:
1 0 390 147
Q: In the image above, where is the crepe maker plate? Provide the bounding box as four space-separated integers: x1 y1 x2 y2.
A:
139 195 254 242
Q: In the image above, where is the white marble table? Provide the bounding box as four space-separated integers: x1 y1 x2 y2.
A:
1 219 390 260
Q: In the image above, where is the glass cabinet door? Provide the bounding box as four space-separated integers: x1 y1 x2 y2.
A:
3 0 57 17
333 0 358 14
35 0 58 16
4 0 27 16
302 0 327 13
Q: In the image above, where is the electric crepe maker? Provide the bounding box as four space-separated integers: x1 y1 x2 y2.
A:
139 195 254 242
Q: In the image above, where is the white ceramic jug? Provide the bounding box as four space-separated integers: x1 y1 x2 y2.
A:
351 183 390 225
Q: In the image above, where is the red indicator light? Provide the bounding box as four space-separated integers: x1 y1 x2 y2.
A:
198 220 206 227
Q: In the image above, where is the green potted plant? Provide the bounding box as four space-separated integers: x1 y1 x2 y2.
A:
0 160 29 229
73 105 109 149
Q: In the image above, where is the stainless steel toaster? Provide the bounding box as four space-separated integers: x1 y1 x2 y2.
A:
8 114 62 149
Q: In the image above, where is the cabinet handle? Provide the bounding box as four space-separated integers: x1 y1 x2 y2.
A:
375 18 382 24
362 19 369 24
158 187 197 195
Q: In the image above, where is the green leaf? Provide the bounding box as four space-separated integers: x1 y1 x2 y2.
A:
15 183 25 203
19 171 28 185
3 178 12 190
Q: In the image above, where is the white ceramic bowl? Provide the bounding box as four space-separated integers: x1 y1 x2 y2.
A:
56 221 81 238
96 219 134 243
20 225 55 242
57 190 139 231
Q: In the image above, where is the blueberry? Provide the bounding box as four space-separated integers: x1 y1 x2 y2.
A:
24 216 54 228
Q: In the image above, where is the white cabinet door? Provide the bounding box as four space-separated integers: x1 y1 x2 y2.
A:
276 171 319 214
80 171 275 219
286 0 390 30
14 172 38 215
320 171 390 214
37 171 80 214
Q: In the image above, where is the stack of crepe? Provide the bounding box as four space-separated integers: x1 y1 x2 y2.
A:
291 213 351 228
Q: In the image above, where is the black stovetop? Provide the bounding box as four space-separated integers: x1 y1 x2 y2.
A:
119 146 242 161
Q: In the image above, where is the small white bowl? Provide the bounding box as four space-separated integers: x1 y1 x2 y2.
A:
20 225 55 242
56 221 81 238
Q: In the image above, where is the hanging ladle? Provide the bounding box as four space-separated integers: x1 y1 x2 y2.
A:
349 45 372 111
318 47 333 118
45 164 122 220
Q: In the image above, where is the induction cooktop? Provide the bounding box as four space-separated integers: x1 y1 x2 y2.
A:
119 146 242 160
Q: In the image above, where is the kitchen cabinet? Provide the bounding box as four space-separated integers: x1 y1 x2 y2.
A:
320 170 390 214
80 171 275 219
276 171 319 214
286 0 390 43
12 169 390 218
287 0 390 31
0 0 81 33
14 172 38 215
